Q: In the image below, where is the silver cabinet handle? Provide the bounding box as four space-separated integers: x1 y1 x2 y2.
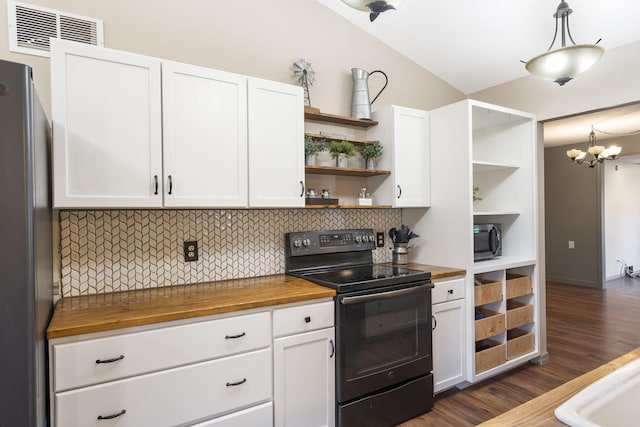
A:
397 185 402 199
432 315 437 331
300 180 305 197
329 339 335 358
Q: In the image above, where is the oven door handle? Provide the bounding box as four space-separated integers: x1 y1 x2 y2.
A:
340 285 428 305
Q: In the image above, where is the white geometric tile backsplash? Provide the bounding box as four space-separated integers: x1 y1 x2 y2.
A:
59 209 402 297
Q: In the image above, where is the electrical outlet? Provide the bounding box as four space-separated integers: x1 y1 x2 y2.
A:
568 240 575 249
376 232 385 247
183 240 198 262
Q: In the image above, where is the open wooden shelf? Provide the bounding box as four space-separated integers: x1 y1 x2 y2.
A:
305 165 391 177
304 110 378 128
305 132 375 145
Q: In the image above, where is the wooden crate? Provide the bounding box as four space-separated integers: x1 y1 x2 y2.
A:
506 274 532 299
475 341 506 374
475 309 506 341
507 329 534 360
474 278 502 306
506 300 534 329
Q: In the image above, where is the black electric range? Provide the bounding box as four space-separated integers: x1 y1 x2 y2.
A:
285 229 434 427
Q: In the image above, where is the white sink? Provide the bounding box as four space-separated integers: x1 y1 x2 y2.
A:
554 358 640 427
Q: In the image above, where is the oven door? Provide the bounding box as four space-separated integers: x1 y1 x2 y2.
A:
336 282 432 403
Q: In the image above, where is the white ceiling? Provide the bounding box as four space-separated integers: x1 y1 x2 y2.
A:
316 0 640 147
316 0 640 95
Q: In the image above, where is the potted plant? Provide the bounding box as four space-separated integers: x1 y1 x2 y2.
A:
329 140 357 168
359 140 383 170
304 136 326 166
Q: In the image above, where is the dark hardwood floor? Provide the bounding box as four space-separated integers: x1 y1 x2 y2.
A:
400 279 640 426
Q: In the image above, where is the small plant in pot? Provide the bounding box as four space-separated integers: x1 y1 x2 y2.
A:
329 140 357 168
359 140 383 170
304 136 326 166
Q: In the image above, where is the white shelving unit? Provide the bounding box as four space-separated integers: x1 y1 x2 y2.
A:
405 99 540 385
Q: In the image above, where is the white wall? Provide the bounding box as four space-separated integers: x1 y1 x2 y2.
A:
604 160 640 279
0 0 464 120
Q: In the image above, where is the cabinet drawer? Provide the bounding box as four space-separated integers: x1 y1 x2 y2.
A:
474 310 505 341
506 274 532 299
506 301 534 329
53 311 271 391
507 329 535 360
273 301 334 337
474 279 502 306
432 277 465 304
192 402 273 426
55 348 272 427
475 341 506 374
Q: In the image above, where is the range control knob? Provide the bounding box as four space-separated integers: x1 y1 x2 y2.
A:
354 235 362 243
302 238 311 247
368 235 375 242
293 239 302 248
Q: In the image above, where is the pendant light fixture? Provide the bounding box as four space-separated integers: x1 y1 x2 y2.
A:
340 0 406 21
566 126 621 168
525 1 604 86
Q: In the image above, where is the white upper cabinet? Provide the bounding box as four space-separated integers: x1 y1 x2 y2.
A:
162 61 248 208
248 78 305 208
51 39 163 208
51 41 304 209
369 106 430 207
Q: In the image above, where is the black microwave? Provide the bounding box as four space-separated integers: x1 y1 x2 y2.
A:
473 223 502 261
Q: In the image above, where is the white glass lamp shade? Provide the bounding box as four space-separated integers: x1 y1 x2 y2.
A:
607 146 622 157
341 0 406 11
566 149 582 159
588 145 605 156
525 44 605 85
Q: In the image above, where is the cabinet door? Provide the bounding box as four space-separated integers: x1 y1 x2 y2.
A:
392 106 430 207
51 39 162 208
162 61 248 207
432 299 466 392
273 328 335 427
248 78 305 207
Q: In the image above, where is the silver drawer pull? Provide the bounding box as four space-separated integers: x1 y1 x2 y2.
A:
95 355 125 364
97 409 126 420
226 378 247 387
225 332 246 339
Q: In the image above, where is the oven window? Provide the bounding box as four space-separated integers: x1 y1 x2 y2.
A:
340 287 429 380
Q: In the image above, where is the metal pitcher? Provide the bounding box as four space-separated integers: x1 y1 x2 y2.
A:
350 68 388 120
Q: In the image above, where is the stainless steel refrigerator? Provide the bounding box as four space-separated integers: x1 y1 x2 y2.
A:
0 59 53 426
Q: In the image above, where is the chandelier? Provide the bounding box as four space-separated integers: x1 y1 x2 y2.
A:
566 126 621 168
525 1 604 86
340 0 406 21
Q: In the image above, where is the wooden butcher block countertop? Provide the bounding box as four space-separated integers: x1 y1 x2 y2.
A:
479 346 640 426
47 264 464 339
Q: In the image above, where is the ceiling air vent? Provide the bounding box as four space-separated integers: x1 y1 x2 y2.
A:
7 1 104 57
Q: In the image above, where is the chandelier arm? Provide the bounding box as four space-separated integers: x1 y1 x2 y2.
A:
565 15 577 46
547 16 560 51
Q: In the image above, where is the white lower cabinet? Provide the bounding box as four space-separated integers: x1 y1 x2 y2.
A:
191 402 273 427
273 328 335 427
272 301 335 427
49 300 334 427
55 349 272 427
431 277 466 392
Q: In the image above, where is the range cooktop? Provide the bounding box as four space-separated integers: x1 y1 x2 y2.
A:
294 264 431 293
